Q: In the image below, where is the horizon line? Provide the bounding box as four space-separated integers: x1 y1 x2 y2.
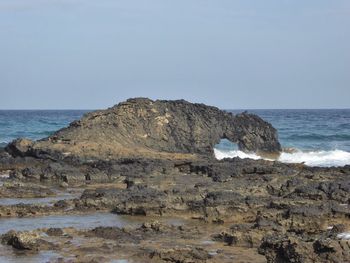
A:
0 108 349 111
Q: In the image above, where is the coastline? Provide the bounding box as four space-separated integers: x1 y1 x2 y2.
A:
0 99 349 263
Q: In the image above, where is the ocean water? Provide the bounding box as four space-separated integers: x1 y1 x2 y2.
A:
215 109 350 167
0 109 349 167
0 110 89 147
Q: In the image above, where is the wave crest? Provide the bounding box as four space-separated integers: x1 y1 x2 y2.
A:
214 148 350 167
279 149 350 167
214 149 262 160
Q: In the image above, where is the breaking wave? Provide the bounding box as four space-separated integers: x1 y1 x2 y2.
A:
214 148 350 167
214 148 262 160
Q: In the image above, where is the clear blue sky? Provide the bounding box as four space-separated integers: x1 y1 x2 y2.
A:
1 0 349 109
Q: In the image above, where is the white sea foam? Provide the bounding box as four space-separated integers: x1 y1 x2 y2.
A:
214 148 350 167
214 149 262 161
278 149 350 167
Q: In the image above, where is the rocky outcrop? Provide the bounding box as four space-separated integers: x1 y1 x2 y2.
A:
3 98 350 263
259 232 350 263
0 159 349 263
5 98 281 161
86 222 213 263
1 230 54 250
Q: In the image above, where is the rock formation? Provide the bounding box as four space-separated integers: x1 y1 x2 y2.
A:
5 98 281 161
2 98 349 262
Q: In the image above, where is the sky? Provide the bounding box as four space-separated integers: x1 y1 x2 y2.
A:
0 0 349 109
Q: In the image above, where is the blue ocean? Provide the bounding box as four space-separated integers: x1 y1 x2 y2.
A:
0 109 349 167
0 110 88 147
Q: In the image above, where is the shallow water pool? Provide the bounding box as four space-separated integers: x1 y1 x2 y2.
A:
0 212 131 234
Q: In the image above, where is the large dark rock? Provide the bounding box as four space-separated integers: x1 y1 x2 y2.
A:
5 98 281 161
259 233 350 263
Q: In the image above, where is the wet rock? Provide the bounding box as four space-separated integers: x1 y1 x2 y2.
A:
1 230 54 251
149 247 211 263
46 228 64 236
259 233 350 263
212 232 236 246
259 234 312 263
0 181 55 198
254 216 281 231
141 220 168 232
5 139 34 158
213 220 280 248
79 186 170 216
87 227 138 243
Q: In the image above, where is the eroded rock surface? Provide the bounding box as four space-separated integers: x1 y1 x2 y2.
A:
5 98 281 161
0 99 349 262
1 230 54 251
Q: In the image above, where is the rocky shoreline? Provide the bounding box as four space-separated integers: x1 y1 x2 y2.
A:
0 99 349 262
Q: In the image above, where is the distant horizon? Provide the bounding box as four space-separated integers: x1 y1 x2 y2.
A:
1 107 349 111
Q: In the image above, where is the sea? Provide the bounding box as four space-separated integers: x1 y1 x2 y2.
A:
0 109 349 167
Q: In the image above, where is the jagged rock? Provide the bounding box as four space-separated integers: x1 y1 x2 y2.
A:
141 221 167 232
149 247 211 263
4 139 34 158
259 233 350 263
5 98 281 161
2 99 350 263
1 230 54 250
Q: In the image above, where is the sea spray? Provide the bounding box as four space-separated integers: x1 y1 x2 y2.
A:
278 149 350 167
214 148 263 161
214 148 350 167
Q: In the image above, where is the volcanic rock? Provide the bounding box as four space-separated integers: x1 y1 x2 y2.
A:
1 230 54 251
5 98 281 161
